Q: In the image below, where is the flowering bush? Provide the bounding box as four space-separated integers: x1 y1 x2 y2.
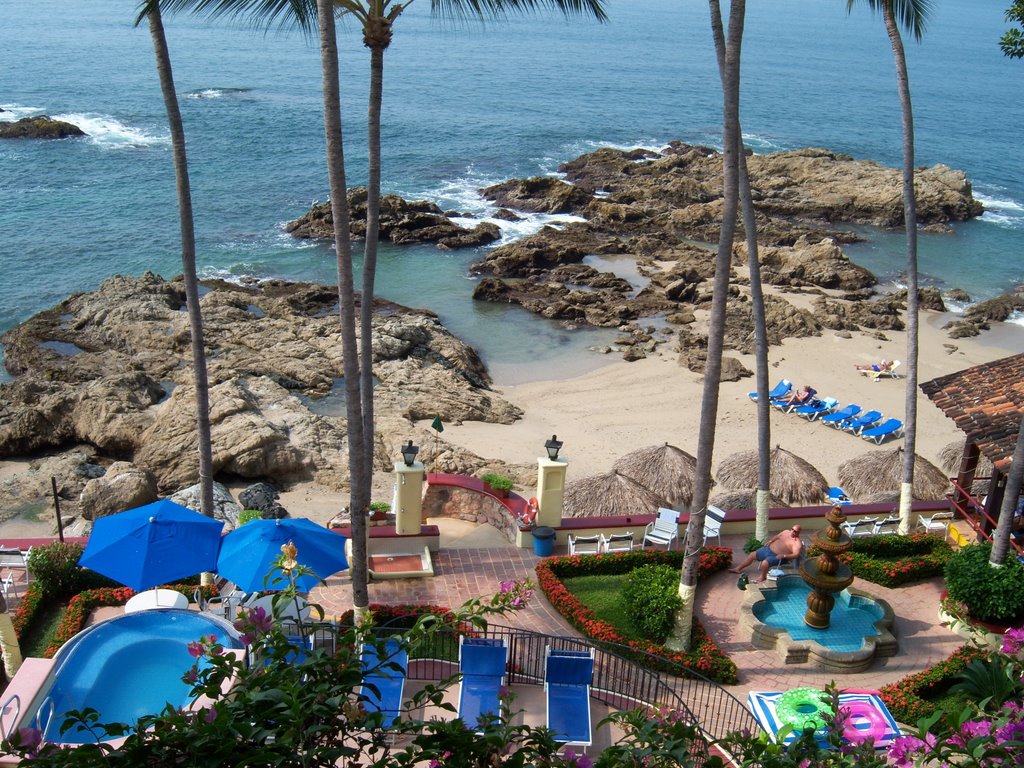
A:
536 546 738 684
888 697 1024 766
878 644 985 727
809 533 953 588
945 543 1024 623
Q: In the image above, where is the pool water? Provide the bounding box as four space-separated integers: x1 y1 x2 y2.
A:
752 577 884 653
39 609 242 743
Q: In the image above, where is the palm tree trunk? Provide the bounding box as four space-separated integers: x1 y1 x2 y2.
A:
882 1 920 535
991 415 1024 565
317 0 370 616
0 594 22 678
147 5 215 535
671 0 744 652
360 43 384 499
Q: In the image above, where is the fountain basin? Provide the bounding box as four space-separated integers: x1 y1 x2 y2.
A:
739 575 898 673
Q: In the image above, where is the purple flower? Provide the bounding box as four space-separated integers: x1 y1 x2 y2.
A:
564 749 577 762
500 580 514 593
203 707 218 724
888 735 928 767
16 726 42 757
576 753 593 768
996 719 1024 743
187 640 204 659
183 668 198 685
1002 626 1024 655
498 685 510 700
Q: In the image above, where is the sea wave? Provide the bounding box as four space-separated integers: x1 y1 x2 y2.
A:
185 87 254 100
0 103 46 121
52 112 167 148
974 190 1024 230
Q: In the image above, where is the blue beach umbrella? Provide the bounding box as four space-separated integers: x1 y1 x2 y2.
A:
78 499 224 591
216 518 348 593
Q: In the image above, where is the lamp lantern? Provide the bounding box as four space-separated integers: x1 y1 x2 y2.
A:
400 439 419 467
544 434 563 461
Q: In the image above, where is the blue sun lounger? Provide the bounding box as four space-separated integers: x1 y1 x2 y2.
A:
793 396 838 420
819 404 861 428
749 378 792 402
545 647 594 748
828 487 853 506
458 637 508 732
861 418 904 445
842 409 883 435
360 637 409 728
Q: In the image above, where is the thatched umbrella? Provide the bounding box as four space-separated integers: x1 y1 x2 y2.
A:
612 443 697 509
715 446 829 505
938 440 994 495
837 447 950 501
709 488 787 511
858 491 901 505
563 471 668 518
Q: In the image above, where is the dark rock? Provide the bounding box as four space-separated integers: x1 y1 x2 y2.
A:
0 115 85 139
480 177 593 214
946 288 971 304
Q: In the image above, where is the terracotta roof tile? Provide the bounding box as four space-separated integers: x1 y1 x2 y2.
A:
921 352 1024 472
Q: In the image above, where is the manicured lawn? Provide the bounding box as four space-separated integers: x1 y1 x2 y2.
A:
561 574 641 641
21 602 66 658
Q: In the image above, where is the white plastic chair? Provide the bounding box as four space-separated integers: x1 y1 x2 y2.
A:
600 532 634 553
917 511 954 537
841 517 879 539
703 505 725 546
568 535 602 556
872 515 901 536
643 508 679 550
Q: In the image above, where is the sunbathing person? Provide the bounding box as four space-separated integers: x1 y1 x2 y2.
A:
779 385 814 406
729 525 804 583
855 360 893 372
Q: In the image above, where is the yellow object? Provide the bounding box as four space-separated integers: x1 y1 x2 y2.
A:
535 457 568 527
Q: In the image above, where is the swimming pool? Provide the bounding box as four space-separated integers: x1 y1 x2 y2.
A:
36 609 242 743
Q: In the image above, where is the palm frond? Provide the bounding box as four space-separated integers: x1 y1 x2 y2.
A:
429 0 606 22
846 0 933 41
151 0 320 35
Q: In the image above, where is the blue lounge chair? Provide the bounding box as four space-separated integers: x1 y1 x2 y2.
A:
773 387 818 413
842 409 883 435
793 396 838 420
819 404 861 428
861 418 904 444
749 378 791 402
545 648 594 748
360 637 409 728
828 487 852 506
458 637 508 732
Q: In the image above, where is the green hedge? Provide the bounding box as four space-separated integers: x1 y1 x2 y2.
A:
536 547 737 684
879 644 985 727
809 532 954 587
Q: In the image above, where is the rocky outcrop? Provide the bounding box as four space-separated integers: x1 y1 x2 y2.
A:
0 274 522 514
78 462 158 520
0 116 85 139
285 188 501 248
943 290 1024 338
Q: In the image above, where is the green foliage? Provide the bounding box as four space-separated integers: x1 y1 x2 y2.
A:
1002 0 1024 58
949 656 1024 711
481 472 514 492
879 644 986 727
622 564 682 643
369 501 391 514
237 508 262 525
809 532 953 587
945 543 1024 623
27 542 115 600
743 535 763 554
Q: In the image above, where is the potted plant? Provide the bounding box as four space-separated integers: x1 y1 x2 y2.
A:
368 501 390 523
481 472 514 498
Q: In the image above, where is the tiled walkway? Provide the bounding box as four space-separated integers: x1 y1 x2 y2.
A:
310 531 965 703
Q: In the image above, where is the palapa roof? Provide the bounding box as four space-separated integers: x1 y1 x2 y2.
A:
921 352 1024 473
837 447 949 501
612 443 696 508
563 471 668 518
938 439 993 494
709 488 787 511
715 446 828 505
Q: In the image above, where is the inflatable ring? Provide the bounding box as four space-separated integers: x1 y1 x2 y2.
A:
521 497 540 526
775 688 830 732
839 701 887 745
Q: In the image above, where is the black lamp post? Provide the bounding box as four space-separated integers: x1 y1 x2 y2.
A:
400 440 419 467
544 435 563 461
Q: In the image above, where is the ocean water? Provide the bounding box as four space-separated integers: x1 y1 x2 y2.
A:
1 0 1022 385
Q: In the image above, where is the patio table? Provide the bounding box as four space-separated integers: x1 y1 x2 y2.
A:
124 588 189 613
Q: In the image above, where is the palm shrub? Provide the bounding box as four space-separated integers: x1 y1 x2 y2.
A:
623 564 682 643
945 543 1024 624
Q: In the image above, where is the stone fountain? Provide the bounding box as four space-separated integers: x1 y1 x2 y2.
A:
799 505 855 629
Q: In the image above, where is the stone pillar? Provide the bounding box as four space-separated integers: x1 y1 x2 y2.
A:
394 461 425 535
535 456 568 528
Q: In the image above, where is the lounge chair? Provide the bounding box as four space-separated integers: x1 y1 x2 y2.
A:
545 648 594 748
773 387 818 413
916 511 954 538
861 360 901 381
458 637 508 732
360 637 409 729
828 487 853 506
841 517 879 539
643 508 679 550
793 396 838 420
600 532 634 553
842 410 883 435
703 505 725 547
568 534 602 556
749 378 792 402
861 418 904 444
819 404 861 428
872 515 901 535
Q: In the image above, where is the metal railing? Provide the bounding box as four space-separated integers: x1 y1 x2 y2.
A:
947 479 1024 556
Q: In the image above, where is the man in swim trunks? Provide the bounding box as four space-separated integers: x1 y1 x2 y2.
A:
729 525 804 583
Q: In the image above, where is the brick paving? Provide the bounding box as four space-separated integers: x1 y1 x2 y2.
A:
311 530 965 703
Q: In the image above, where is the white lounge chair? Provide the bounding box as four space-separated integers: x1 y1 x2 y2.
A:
703 505 725 547
643 508 679 550
917 511 954 538
872 515 901 536
841 517 879 539
600 532 634 553
568 534 602 556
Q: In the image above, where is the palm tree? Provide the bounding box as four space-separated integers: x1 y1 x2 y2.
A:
991 415 1024 565
135 1 216 532
670 0 745 652
0 591 22 679
847 0 932 535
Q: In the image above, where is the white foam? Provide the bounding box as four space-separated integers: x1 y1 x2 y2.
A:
52 112 167 148
185 87 252 100
0 104 46 121
1008 311 1024 328
975 192 1024 213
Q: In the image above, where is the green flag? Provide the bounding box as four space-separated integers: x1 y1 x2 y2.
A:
431 416 444 433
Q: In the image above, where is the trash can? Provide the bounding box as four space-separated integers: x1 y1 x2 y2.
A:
533 526 556 557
